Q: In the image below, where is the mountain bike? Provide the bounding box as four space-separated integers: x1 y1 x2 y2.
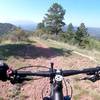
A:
0 62 100 100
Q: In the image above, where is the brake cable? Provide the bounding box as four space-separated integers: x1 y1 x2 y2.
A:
64 78 73 99
15 65 49 70
63 78 68 96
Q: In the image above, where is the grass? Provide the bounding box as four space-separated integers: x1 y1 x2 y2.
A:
32 37 100 64
0 39 35 58
0 40 36 68
6 56 27 69
50 47 72 57
92 93 100 100
11 84 20 93
9 84 21 99
73 84 90 100
73 81 100 100
1 34 100 64
0 37 73 61
8 84 29 100
0 97 4 100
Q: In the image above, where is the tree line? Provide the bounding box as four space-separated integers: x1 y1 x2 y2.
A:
36 3 90 48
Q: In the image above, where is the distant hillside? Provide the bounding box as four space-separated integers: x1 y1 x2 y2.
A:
19 24 37 31
0 23 17 35
88 27 100 39
9 20 37 31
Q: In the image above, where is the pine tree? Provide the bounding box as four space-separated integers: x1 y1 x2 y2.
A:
43 3 66 35
59 23 75 43
37 22 44 29
67 23 75 40
75 23 89 47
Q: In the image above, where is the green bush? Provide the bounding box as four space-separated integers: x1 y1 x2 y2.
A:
1 28 30 42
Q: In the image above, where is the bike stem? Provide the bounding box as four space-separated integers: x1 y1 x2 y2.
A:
50 63 54 84
49 63 64 100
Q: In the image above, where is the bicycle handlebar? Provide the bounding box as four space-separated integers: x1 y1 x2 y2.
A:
0 62 100 83
11 66 100 77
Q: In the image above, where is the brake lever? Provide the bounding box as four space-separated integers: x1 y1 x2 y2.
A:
10 75 33 84
79 75 100 82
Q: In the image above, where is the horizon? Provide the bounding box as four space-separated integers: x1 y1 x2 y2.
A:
1 21 100 29
0 0 100 28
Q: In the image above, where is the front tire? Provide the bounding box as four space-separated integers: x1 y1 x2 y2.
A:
43 97 51 100
64 96 71 100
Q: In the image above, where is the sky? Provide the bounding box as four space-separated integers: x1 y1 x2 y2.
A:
0 0 100 27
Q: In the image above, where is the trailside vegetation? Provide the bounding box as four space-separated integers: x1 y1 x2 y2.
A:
35 3 100 50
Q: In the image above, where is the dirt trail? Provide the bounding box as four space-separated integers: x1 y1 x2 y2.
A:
0 40 99 100
73 51 97 63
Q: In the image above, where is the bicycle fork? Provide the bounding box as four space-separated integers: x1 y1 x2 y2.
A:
43 70 71 100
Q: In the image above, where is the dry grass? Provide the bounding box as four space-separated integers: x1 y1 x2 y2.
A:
32 37 100 64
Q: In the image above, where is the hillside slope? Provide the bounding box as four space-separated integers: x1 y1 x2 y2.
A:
0 38 100 100
0 23 17 35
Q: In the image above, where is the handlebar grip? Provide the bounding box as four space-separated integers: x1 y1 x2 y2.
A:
14 70 51 77
0 62 9 81
82 67 100 75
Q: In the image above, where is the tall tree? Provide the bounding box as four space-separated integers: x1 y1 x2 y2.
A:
60 23 75 43
67 23 75 40
43 3 66 35
75 23 89 46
